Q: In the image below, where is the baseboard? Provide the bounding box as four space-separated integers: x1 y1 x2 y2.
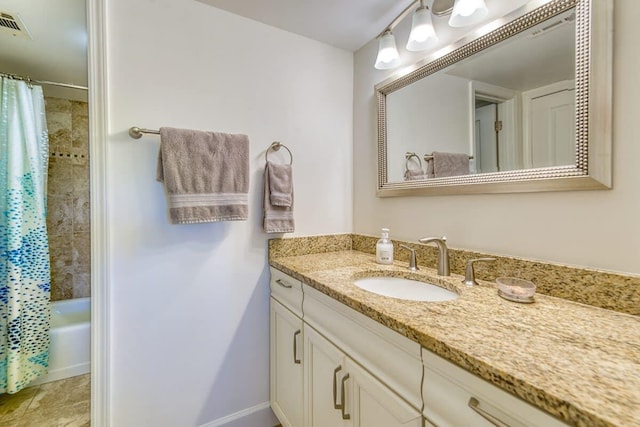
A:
29 362 91 387
199 402 278 427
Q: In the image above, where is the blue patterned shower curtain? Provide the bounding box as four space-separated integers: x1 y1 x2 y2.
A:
0 77 51 393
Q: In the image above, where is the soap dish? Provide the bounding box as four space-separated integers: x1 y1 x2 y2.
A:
496 277 536 304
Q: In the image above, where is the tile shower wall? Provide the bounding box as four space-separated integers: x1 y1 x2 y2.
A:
45 97 91 301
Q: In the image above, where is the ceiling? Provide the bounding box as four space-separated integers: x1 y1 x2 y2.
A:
0 0 87 99
196 0 416 52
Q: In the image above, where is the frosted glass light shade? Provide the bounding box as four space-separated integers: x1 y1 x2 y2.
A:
374 31 400 70
406 6 438 51
449 0 488 27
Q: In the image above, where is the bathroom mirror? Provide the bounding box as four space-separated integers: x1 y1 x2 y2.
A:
376 0 612 196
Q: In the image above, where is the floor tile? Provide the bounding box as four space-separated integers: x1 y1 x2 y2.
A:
29 374 90 411
17 400 90 427
0 385 39 421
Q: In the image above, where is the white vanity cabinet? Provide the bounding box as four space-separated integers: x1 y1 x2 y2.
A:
270 268 304 427
270 267 423 427
304 325 423 427
422 350 568 427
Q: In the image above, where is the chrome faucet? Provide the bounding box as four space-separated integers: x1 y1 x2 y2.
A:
399 244 419 271
418 237 449 276
462 258 496 287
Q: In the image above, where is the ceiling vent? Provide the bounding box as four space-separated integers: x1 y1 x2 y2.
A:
0 12 31 39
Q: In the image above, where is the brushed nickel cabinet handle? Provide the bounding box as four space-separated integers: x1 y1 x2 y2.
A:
333 365 342 410
340 373 351 420
468 397 510 427
293 330 301 364
275 279 292 288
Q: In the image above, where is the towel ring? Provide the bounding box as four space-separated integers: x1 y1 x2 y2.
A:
405 152 422 171
266 141 293 165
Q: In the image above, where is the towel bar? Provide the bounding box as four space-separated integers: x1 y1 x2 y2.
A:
424 153 474 161
266 141 293 165
128 127 160 139
405 152 422 169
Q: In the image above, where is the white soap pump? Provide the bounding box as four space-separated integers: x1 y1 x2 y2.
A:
376 228 394 265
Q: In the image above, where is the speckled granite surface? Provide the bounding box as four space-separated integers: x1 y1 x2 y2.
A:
269 241 640 427
270 234 640 315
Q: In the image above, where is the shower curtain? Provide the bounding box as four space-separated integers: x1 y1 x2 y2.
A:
0 77 51 393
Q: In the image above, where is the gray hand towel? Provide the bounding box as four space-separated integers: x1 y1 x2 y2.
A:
157 127 249 224
404 169 428 181
263 161 294 233
432 152 470 178
267 162 293 207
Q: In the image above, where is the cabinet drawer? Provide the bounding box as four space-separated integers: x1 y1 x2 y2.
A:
270 267 303 317
422 349 567 427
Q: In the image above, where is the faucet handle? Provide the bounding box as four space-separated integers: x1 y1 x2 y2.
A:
399 244 419 271
418 236 447 244
463 258 496 287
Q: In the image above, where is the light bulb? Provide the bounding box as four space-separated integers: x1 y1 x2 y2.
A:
449 0 488 27
407 6 437 51
375 31 400 70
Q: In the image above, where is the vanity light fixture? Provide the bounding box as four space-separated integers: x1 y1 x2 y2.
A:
374 0 489 70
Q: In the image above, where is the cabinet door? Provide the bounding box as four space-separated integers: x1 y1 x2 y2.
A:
304 325 350 427
346 358 423 427
270 298 304 427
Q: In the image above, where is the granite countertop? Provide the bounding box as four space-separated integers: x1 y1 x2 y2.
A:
270 250 640 427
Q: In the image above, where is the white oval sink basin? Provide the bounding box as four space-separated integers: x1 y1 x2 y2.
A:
354 277 458 302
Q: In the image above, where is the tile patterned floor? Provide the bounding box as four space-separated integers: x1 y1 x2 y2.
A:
0 374 90 427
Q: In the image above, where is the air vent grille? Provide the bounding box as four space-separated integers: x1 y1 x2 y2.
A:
0 11 31 38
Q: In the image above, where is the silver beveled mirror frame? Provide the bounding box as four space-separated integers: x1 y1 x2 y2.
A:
376 0 612 197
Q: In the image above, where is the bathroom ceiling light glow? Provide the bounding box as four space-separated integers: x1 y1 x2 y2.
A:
374 0 490 69
375 30 400 70
406 4 438 51
449 0 489 27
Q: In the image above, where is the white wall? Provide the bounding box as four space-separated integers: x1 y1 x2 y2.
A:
105 0 352 425
353 0 640 276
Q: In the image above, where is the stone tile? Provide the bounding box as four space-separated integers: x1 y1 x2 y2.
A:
73 274 91 298
70 101 88 118
49 232 74 302
71 115 88 150
45 98 71 114
46 112 72 153
47 196 73 236
17 401 90 427
72 197 91 233
51 271 74 302
72 165 90 196
0 385 39 421
29 375 90 411
47 158 73 198
72 232 91 270
49 233 73 270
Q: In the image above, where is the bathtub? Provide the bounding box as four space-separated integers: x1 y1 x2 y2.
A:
31 297 91 386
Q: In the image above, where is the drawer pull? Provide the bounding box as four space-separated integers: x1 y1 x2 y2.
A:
275 279 293 289
333 365 342 410
468 397 510 427
340 373 351 420
293 330 301 364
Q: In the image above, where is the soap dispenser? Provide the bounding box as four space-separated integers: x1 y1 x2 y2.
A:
376 228 394 265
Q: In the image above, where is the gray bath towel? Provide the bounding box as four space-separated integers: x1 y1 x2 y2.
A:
432 152 470 178
263 161 294 233
157 127 249 224
267 162 293 207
